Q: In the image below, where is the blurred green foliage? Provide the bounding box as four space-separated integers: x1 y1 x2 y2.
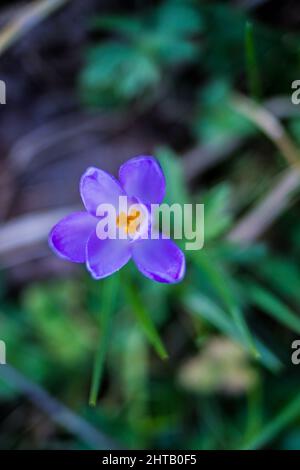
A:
80 0 300 108
3 0 300 451
2 149 300 449
79 0 202 107
193 80 255 145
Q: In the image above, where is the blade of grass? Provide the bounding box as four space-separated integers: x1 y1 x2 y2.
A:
243 393 300 449
245 21 262 101
248 282 300 334
255 256 300 305
194 252 259 358
244 381 263 444
89 273 119 407
124 279 168 360
229 93 300 243
230 304 259 358
231 94 300 170
184 292 282 372
185 291 236 337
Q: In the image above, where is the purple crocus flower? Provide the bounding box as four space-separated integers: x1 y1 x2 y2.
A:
49 156 185 283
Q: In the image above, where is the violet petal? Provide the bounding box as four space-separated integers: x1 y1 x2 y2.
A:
80 166 125 216
132 236 185 284
119 156 166 205
49 211 97 263
86 231 131 279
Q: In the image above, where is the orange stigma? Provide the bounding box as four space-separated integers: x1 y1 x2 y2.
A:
116 209 141 236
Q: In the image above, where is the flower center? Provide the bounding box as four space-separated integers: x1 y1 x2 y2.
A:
116 209 142 236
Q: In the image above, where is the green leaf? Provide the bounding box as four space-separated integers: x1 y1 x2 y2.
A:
91 15 143 38
200 184 233 241
194 252 259 358
255 256 300 304
194 80 255 145
248 283 300 334
243 393 300 449
214 242 267 267
80 43 159 107
154 0 203 36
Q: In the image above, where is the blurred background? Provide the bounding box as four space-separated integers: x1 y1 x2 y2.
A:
1 0 300 450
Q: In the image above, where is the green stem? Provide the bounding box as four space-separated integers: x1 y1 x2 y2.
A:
89 273 119 407
124 276 168 360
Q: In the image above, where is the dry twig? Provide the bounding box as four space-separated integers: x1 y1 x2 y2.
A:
0 364 117 449
228 94 300 243
0 0 70 56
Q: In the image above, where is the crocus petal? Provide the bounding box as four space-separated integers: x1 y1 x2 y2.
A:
86 231 131 279
49 212 97 263
119 156 166 205
80 167 125 216
132 237 185 283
